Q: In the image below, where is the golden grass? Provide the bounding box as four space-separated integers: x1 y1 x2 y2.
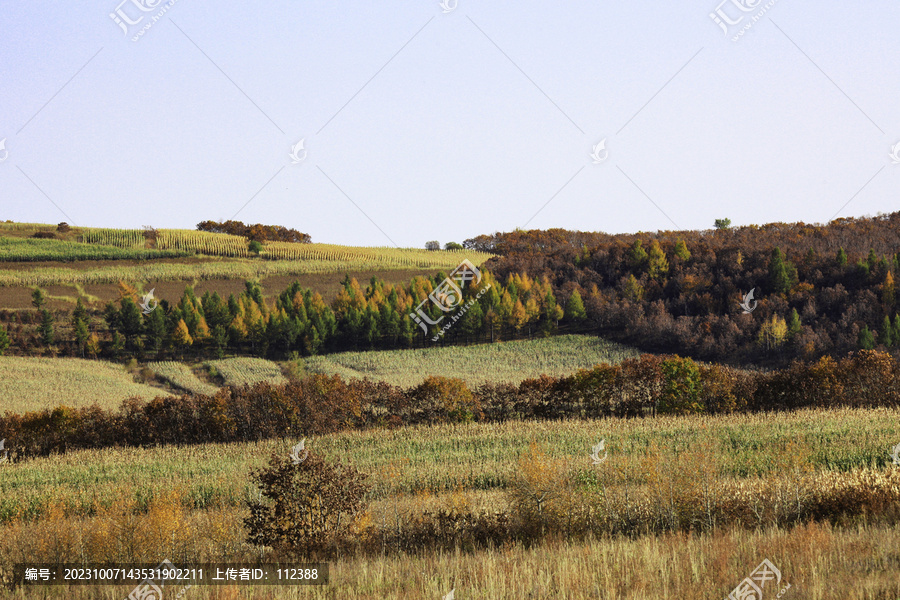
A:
0 357 170 413
147 361 220 396
206 358 287 387
301 335 641 387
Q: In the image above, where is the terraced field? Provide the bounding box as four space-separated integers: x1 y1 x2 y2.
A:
0 357 170 412
301 334 642 387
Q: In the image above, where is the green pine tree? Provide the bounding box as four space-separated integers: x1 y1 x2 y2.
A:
674 239 691 261
564 290 587 322
39 309 55 346
787 308 802 338
647 240 669 280
858 325 875 350
881 315 894 348
836 247 848 267
0 326 10 355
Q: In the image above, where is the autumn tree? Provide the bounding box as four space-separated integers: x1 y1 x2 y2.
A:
246 449 370 559
758 315 787 351
674 239 691 262
647 240 669 280
172 318 193 356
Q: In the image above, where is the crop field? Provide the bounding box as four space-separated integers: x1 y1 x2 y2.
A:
302 334 642 387
0 237 189 262
0 357 169 413
0 255 492 288
147 361 220 396
206 357 288 387
0 407 898 598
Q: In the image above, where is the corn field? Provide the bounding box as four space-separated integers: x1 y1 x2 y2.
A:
147 361 220 396
0 357 169 413
0 408 899 598
206 357 287 387
302 334 642 387
0 237 187 261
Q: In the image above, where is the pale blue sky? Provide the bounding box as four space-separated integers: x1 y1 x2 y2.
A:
1 1 898 247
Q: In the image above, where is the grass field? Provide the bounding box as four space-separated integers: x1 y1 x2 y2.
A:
301 334 642 387
0 237 188 262
206 357 288 387
147 361 220 396
1 407 899 597
0 357 170 413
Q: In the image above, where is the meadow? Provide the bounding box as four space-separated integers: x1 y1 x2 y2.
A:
301 335 642 387
1 407 898 598
0 357 169 412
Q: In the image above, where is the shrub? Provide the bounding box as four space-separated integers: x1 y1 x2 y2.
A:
56 222 71 233
245 449 369 559
657 356 703 415
412 376 481 423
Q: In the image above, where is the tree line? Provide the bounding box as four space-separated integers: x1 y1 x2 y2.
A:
465 212 900 365
2 349 898 459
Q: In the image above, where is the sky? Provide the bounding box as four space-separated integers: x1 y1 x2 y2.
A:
1 1 898 248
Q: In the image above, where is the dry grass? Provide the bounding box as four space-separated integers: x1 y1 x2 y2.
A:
147 361 220 396
206 358 287 388
0 357 169 413
301 335 641 387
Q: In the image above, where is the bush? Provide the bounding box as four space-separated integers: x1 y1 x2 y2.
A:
248 240 263 255
657 356 703 415
411 376 481 423
31 232 56 239
56 222 71 233
245 449 370 559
